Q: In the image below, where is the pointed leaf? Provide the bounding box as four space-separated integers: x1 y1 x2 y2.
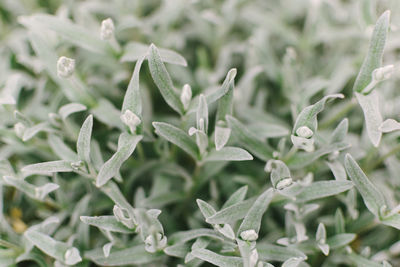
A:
344 154 386 216
96 134 142 187
222 185 248 209
77 115 93 163
355 91 382 147
122 56 145 116
295 180 353 202
206 198 255 224
191 248 242 267
203 147 253 162
58 103 87 120
153 122 199 159
353 11 391 92
148 44 184 115
22 160 73 176
80 216 135 233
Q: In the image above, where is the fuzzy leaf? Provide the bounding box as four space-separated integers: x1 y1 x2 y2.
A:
222 185 248 209
22 160 73 176
58 103 87 120
206 69 237 104
295 180 354 202
169 229 226 244
326 233 356 249
353 11 391 92
121 42 187 66
148 44 184 115
80 216 135 233
122 56 145 116
153 122 199 159
379 119 400 133
355 91 382 147
257 243 307 262
191 248 242 267
226 115 272 160
238 188 274 238
3 176 58 201
206 199 255 224
22 123 50 141
203 147 253 162
24 230 82 265
77 115 93 163
344 154 386 216
381 213 400 230
96 134 142 187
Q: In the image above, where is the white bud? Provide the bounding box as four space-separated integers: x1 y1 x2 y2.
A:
64 247 82 265
291 135 315 152
276 177 293 190
373 65 394 82
120 110 141 134
100 18 115 40
180 84 192 110
145 233 167 253
57 56 75 78
296 126 313 138
14 122 26 138
240 229 258 241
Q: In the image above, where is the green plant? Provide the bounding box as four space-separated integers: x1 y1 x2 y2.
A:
1 0 400 266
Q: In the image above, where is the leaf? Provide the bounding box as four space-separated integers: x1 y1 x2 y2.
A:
344 154 386 216
381 213 400 230
226 115 273 161
326 160 347 181
206 198 255 224
215 68 235 122
121 42 187 66
22 160 73 176
203 147 253 162
353 11 391 92
58 103 87 120
355 91 382 147
214 124 231 151
191 248 242 267
24 230 82 265
293 94 344 134
295 180 354 202
197 199 217 219
164 243 189 258
206 69 237 104
148 44 184 115
196 94 209 133
257 243 307 262
77 115 93 163
122 56 145 116
153 122 199 159
3 176 59 201
80 216 135 233
379 119 400 133
169 229 226 244
85 244 162 266
238 188 274 237
20 14 110 54
347 252 383 267
330 118 349 143
287 142 350 170
22 122 50 141
48 135 78 161
96 133 142 187
326 233 356 249
221 185 248 209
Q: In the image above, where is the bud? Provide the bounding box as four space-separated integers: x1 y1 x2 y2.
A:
57 56 75 78
100 18 115 40
180 84 192 110
372 65 394 82
296 126 313 138
14 122 26 138
145 233 167 253
64 247 82 265
240 229 258 241
120 110 141 134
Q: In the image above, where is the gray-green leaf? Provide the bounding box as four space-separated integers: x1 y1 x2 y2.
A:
122 56 145 116
295 180 354 202
77 115 93 163
353 11 391 92
96 134 142 187
148 44 184 115
203 147 253 162
344 154 386 216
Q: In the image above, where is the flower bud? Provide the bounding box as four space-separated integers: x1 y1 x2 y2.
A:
180 84 192 110
100 18 115 40
240 229 258 241
121 110 141 134
296 126 313 138
373 65 394 82
57 56 75 78
14 122 26 138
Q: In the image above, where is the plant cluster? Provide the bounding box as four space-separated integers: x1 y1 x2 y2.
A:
1 0 400 266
